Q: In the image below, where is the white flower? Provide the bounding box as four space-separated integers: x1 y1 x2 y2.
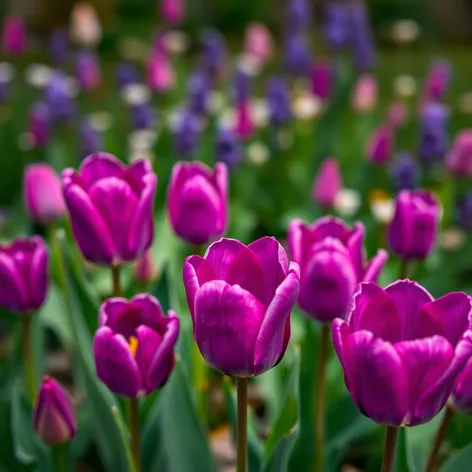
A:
393 75 417 98
391 20 420 45
163 30 190 54
0 62 15 82
334 189 361 217
89 111 114 132
371 199 395 223
25 64 53 88
251 99 269 128
247 142 269 165
236 53 263 77
121 84 151 106
219 108 236 129
459 93 472 115
439 228 466 251
293 93 323 120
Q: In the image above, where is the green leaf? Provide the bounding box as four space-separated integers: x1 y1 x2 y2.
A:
223 377 263 472
263 349 300 466
263 431 298 472
440 443 472 472
394 427 416 472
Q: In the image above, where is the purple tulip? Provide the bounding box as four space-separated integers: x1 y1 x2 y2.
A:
452 358 472 413
133 250 158 283
288 217 387 323
62 153 157 266
34 377 76 445
115 62 139 90
94 294 180 397
390 153 420 193
324 1 349 50
168 161 228 245
424 60 450 102
446 129 472 177
284 35 311 77
333 280 472 426
286 0 311 35
187 69 210 116
160 0 185 25
80 120 102 158
131 103 157 131
76 50 101 91
200 29 226 80
1 15 26 56
28 102 50 148
348 0 376 71
312 158 342 209
173 110 199 157
44 72 76 123
24 163 66 224
388 190 440 260
234 68 251 104
312 59 333 101
419 102 449 164
49 29 69 64
267 76 293 127
0 236 48 314
235 100 254 140
367 124 394 165
183 237 300 377
216 128 242 170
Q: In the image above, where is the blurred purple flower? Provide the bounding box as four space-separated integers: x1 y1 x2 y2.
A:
348 0 376 71
1 15 26 56
446 129 472 177
390 152 420 193
419 102 449 165
200 29 226 81
130 103 156 131
267 76 293 126
235 100 254 140
0 77 8 104
80 120 102 157
352 74 377 112
312 158 342 209
286 0 311 35
453 358 472 414
456 192 472 233
173 111 200 157
76 49 101 90
160 0 185 25
187 69 210 116
216 127 242 170
367 124 394 165
333 280 472 426
28 102 50 148
44 72 76 123
283 34 311 77
312 59 333 101
234 68 251 104
324 1 349 50
146 50 174 92
49 29 69 64
115 62 140 90
424 59 451 102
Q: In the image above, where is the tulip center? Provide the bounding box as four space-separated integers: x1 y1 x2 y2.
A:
129 336 139 357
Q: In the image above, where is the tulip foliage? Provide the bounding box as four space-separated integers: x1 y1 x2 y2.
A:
3 1 472 472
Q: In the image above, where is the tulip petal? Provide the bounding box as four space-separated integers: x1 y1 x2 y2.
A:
362 249 388 283
346 223 366 280
88 177 139 261
63 184 115 265
249 237 289 307
415 292 472 347
214 163 228 233
28 237 48 311
452 359 472 413
79 152 125 188
0 251 27 312
311 216 351 241
147 314 180 392
332 319 357 401
348 282 402 343
204 238 246 280
384 280 434 340
194 280 265 376
254 264 299 373
124 159 154 195
394 336 454 425
344 331 408 425
93 327 141 397
287 219 306 265
183 256 203 320
135 325 162 393
409 333 472 425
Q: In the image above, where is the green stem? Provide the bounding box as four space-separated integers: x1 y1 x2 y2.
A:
381 426 399 472
21 314 36 403
129 397 141 472
425 407 454 472
399 258 410 279
53 443 69 472
314 323 329 472
236 377 248 472
111 265 121 297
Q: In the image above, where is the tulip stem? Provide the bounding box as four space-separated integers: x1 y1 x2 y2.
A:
425 407 454 472
399 258 410 279
381 426 398 472
111 265 121 297
129 397 141 472
21 314 36 403
236 377 248 472
314 323 329 472
53 444 69 472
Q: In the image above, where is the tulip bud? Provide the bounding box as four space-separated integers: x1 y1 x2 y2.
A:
235 100 254 140
388 190 441 260
267 76 293 127
94 294 179 396
367 124 394 165
76 50 101 91
34 377 76 446
244 23 272 65
311 60 333 101
168 161 228 245
2 15 26 56
24 164 66 224
28 103 50 149
62 153 157 266
146 51 174 93
390 152 420 193
0 236 48 313
288 217 387 323
446 129 472 178
132 250 158 283
183 237 300 377
216 128 242 170
352 74 377 113
70 3 102 47
312 158 342 209
160 0 185 25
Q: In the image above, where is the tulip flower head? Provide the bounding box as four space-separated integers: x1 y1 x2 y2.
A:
49 29 69 64
267 76 293 127
200 29 226 81
312 157 342 209
419 102 449 165
28 102 50 148
146 50 174 93
187 69 210 116
312 60 333 101
390 153 420 193
333 280 472 426
446 129 472 178
173 110 200 157
160 0 185 25
76 50 101 90
235 100 254 139
2 15 26 56
456 192 472 232
367 124 394 165
34 377 76 446
183 237 300 377
388 190 440 260
424 59 450 102
283 35 311 77
24 163 66 224
133 249 158 283
324 1 349 50
94 294 180 397
288 217 387 323
216 127 243 170
348 0 376 71
452 358 472 414
62 153 157 266
70 3 101 47
168 161 228 245
244 23 273 65
0 236 48 313
352 74 377 113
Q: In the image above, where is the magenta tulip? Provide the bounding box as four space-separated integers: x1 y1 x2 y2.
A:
312 158 342 209
452 358 472 414
2 15 26 55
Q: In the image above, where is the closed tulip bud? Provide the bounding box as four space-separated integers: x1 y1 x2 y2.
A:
62 153 157 266
333 280 472 426
133 250 158 283
168 161 227 245
390 153 420 193
288 217 387 323
348 1 376 71
312 158 342 209
160 0 185 25
244 23 272 64
173 110 199 157
446 129 472 177
452 358 472 414
24 163 66 224
283 35 311 77
388 190 440 260
267 76 292 127
2 15 26 56
28 103 50 148
94 294 179 396
183 237 300 377
367 124 394 165
216 128 242 170
419 102 449 165
235 100 254 140
352 74 377 112
76 50 101 91
49 29 69 64
34 377 76 445
200 29 227 81
0 236 48 313
146 51 174 93
324 1 349 50
424 59 450 101
70 3 101 47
